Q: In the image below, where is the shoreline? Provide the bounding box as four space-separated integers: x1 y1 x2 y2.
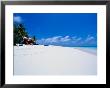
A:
14 45 97 55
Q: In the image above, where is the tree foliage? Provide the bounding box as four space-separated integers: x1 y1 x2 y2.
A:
14 24 27 45
14 23 37 45
33 35 37 41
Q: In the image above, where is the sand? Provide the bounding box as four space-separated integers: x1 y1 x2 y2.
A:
14 45 97 75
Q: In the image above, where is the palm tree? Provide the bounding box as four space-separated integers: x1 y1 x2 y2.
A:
14 24 19 45
32 35 37 44
33 36 36 41
14 23 29 45
14 23 37 45
18 24 28 38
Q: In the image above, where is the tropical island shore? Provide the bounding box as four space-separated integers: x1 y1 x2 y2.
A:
14 45 97 75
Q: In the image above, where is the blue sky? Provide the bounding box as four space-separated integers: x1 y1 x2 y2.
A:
13 13 97 47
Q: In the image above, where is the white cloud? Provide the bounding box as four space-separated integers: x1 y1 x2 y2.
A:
60 36 71 42
85 35 95 42
14 16 22 23
72 36 77 40
38 35 79 44
44 36 62 43
37 35 97 46
76 37 82 41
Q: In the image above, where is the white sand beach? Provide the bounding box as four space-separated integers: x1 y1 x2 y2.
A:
14 45 97 75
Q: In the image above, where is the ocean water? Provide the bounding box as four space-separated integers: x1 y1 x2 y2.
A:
74 47 97 55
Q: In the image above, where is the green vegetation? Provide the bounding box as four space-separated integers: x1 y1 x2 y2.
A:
14 23 36 45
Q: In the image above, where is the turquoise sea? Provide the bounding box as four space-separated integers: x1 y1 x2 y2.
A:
74 47 97 55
